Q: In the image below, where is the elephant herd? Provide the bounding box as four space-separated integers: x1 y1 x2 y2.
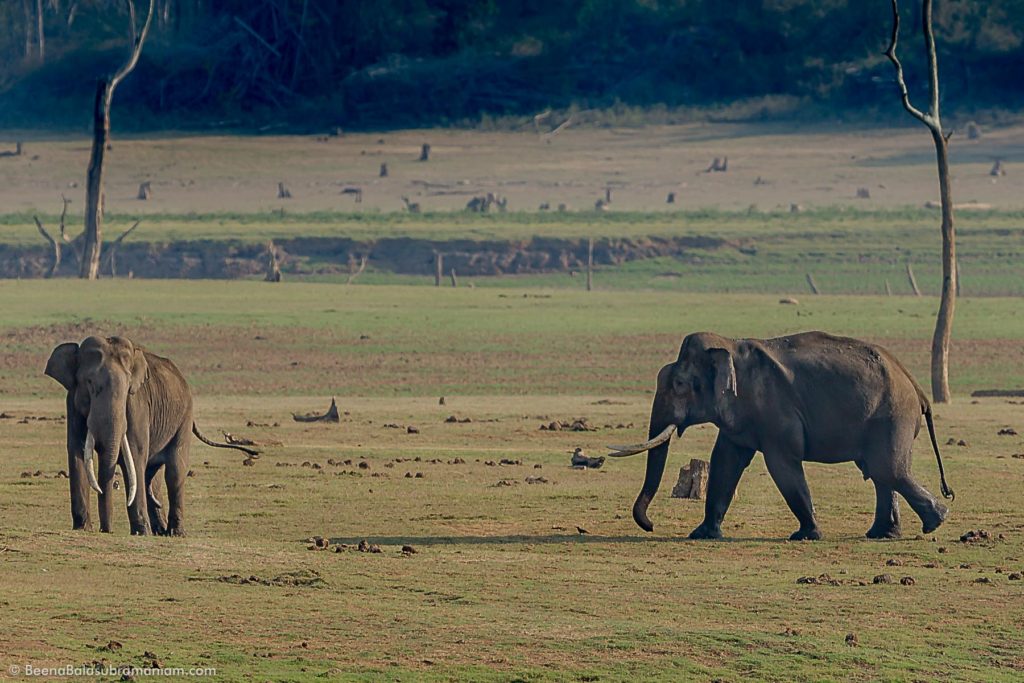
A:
46 332 955 540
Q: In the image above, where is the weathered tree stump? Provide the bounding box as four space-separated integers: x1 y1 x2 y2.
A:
671 459 710 499
666 192 676 204
379 162 388 177
292 398 340 423
419 143 431 162
137 181 152 200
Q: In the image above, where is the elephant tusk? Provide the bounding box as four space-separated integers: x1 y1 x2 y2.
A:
83 431 103 495
606 424 677 457
122 434 137 507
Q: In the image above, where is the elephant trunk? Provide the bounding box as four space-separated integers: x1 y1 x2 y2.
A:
87 406 137 506
631 402 683 532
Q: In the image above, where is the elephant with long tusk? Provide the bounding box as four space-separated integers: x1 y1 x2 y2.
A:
609 331 954 541
46 336 259 535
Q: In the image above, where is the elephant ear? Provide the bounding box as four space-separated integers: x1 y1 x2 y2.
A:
707 347 738 423
45 343 80 391
129 347 150 395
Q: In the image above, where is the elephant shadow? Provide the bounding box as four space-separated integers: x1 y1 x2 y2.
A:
321 533 864 547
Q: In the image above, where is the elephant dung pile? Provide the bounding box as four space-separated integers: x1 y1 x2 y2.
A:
671 458 710 499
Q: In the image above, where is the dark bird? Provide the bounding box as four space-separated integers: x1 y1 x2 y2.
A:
576 526 589 535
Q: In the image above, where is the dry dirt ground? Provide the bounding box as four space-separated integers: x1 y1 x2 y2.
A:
1 122 1022 216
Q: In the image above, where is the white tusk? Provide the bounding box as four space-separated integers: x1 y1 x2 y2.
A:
606 424 677 457
83 431 103 495
122 434 137 507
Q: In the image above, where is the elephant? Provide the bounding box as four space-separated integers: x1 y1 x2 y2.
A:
45 335 258 535
607 331 954 541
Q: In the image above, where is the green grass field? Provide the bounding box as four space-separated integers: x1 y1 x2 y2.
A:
1 281 1023 681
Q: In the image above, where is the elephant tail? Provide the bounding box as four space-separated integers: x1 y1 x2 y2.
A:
923 407 955 500
192 423 260 457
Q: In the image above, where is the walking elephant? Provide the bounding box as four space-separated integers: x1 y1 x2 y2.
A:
608 331 954 540
45 335 258 535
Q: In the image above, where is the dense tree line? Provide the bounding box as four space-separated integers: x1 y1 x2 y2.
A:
1 0 1023 129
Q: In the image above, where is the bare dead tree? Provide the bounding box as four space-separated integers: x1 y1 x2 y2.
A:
805 273 820 295
100 220 140 277
80 0 155 280
905 262 922 296
346 253 368 284
586 237 594 292
32 217 60 278
885 0 956 402
35 0 44 60
264 241 282 282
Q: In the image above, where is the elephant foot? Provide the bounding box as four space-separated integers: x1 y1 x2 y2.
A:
920 502 948 534
167 526 186 537
789 526 822 541
72 522 93 532
130 526 148 536
689 523 723 540
151 523 167 536
866 524 902 540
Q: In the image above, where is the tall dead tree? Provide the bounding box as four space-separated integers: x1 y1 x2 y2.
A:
80 0 154 280
885 0 956 403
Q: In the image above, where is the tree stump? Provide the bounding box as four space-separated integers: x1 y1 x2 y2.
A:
265 241 282 282
419 143 431 162
137 181 151 200
277 182 292 199
379 162 388 177
671 459 710 499
666 192 675 204
965 121 981 140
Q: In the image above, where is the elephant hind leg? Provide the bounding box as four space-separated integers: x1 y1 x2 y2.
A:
865 480 901 539
866 419 947 534
893 477 947 533
146 461 167 535
163 426 191 537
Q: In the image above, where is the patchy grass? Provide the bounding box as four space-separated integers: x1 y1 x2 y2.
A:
0 281 1023 681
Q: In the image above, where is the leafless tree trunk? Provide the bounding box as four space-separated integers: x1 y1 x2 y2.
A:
101 220 140 277
586 237 593 292
80 0 155 280
33 217 61 278
22 0 33 60
36 0 45 59
805 273 820 295
885 0 956 403
905 262 921 296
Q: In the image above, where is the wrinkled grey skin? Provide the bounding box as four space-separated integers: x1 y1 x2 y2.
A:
47 336 197 535
627 331 954 541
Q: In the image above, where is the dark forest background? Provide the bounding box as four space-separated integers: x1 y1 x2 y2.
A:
2 0 1023 131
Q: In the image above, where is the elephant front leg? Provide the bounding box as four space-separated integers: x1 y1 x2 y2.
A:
764 453 821 540
121 453 148 535
690 435 755 540
65 406 92 530
866 481 901 539
68 448 93 531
